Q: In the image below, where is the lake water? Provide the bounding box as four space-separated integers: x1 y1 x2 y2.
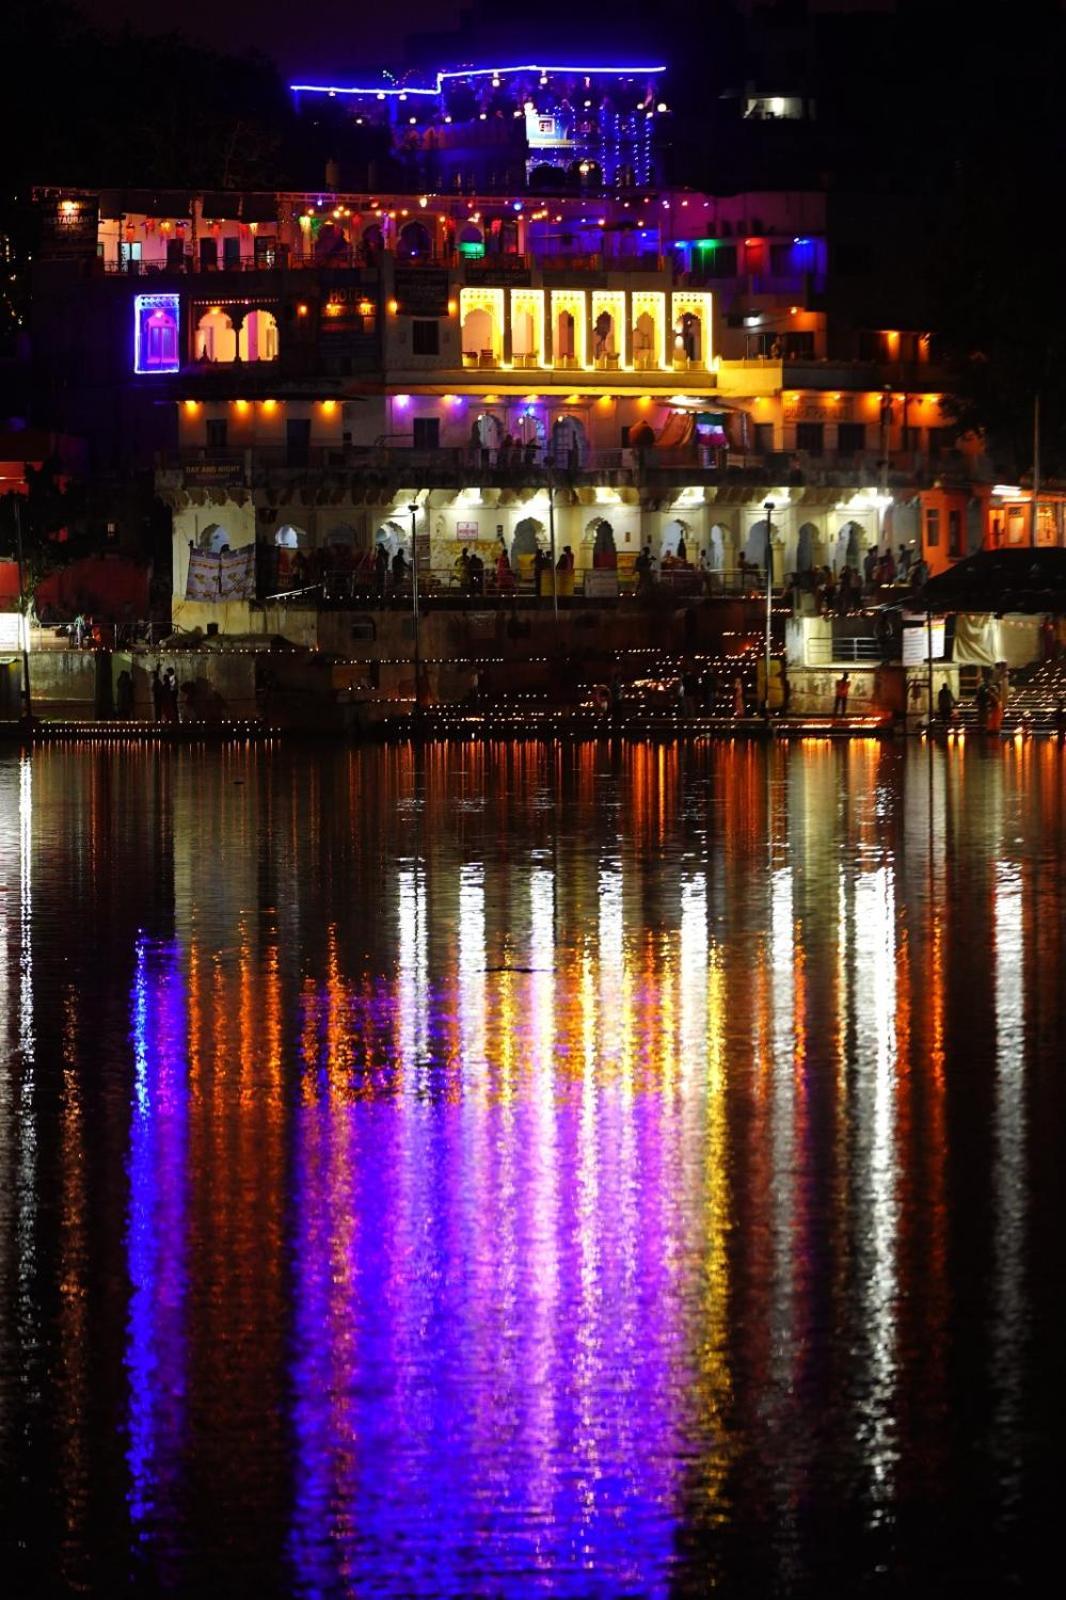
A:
1 739 1063 1596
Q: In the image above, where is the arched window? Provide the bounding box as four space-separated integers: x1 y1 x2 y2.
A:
745 518 779 574
200 522 231 553
555 309 575 361
708 524 729 572
398 221 432 261
462 306 498 363
274 524 306 549
471 412 504 454
239 309 278 362
511 516 546 559
374 519 409 559
659 518 691 560
835 520 864 573
457 223 485 259
549 414 587 468
196 309 236 363
632 310 655 369
516 410 545 450
796 521 822 573
134 293 181 374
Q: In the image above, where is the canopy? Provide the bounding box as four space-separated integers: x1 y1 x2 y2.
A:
921 549 1066 614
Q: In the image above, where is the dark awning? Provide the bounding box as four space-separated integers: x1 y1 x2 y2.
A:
920 548 1066 614
99 190 193 219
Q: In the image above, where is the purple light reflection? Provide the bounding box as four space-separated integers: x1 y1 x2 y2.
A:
126 936 189 1554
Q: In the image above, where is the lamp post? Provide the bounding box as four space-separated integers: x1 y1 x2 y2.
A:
1024 392 1030 550
408 500 422 716
763 499 774 720
13 496 32 722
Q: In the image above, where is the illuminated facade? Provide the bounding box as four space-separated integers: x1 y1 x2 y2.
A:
27 61 982 628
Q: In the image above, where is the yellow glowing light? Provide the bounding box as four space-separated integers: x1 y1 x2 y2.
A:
234 400 250 414
262 399 277 413
296 303 309 317
597 394 613 406
388 298 399 314
321 399 337 414
525 393 539 403
790 305 799 315
483 394 499 403
447 299 458 315
566 393 581 404
637 395 651 407
183 399 199 413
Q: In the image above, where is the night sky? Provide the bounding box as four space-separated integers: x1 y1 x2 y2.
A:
76 0 466 76
75 0 670 79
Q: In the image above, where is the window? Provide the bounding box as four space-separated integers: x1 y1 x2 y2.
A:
206 418 228 450
199 237 218 270
837 422 866 456
948 508 963 557
412 319 440 356
783 331 815 358
133 293 180 373
754 422 775 455
925 508 940 548
413 417 440 449
703 244 738 277
223 235 241 268
286 418 311 467
796 422 824 456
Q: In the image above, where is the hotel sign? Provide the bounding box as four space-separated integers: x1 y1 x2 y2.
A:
783 395 856 422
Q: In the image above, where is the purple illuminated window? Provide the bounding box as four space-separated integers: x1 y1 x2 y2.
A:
134 294 181 374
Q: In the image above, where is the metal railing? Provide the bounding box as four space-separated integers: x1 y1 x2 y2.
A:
806 635 883 665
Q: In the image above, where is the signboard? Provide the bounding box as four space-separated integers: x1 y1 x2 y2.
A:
783 395 856 422
37 195 98 258
464 258 532 288
394 267 449 317
456 520 479 540
902 619 945 664
584 570 620 599
184 461 246 489
322 286 376 332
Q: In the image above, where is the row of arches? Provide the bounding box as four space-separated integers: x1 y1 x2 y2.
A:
471 410 588 466
461 306 670 365
195 308 278 363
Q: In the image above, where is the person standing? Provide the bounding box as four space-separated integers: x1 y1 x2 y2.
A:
115 668 133 719
833 670 850 717
937 680 956 725
162 666 179 724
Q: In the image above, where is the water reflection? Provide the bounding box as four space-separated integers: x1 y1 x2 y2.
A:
0 740 1057 1594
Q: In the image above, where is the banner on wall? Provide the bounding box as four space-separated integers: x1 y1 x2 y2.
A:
185 549 220 600
185 546 256 601
220 546 256 600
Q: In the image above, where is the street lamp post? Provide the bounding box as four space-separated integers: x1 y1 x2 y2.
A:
547 467 559 621
13 496 33 722
763 499 774 719
408 501 422 717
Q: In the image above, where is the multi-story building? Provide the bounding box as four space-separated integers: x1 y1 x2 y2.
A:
27 59 980 635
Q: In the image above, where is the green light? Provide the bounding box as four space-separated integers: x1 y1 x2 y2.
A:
696 239 717 249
